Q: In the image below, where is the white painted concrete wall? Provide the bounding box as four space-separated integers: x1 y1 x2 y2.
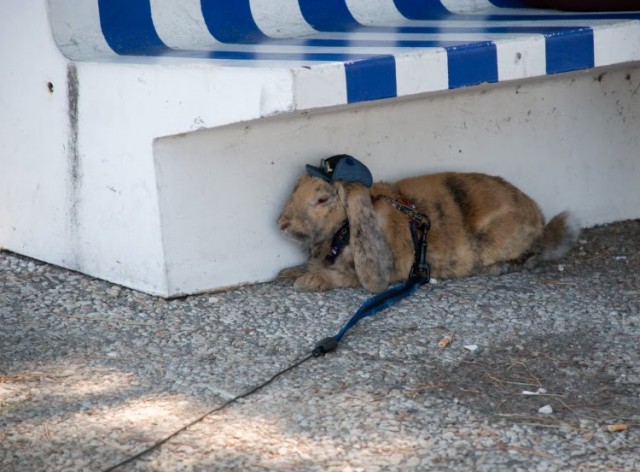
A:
0 2 75 269
2 2 299 296
154 65 640 295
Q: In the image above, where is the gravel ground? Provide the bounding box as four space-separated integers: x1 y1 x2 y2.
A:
1 220 638 471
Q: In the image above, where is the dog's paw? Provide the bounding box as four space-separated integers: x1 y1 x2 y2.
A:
294 272 331 291
277 265 307 280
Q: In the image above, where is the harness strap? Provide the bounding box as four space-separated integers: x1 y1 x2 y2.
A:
324 221 350 265
325 194 430 266
376 195 430 231
379 194 431 280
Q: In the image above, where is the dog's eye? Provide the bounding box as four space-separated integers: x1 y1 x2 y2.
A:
315 197 329 205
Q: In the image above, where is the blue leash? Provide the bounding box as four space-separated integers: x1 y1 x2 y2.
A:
312 274 429 357
305 155 432 356
311 192 432 357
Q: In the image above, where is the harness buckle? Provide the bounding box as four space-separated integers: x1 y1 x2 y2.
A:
409 223 430 282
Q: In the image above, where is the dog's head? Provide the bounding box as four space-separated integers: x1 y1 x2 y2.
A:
277 175 347 251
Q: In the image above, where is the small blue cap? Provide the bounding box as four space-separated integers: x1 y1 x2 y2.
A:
305 154 373 188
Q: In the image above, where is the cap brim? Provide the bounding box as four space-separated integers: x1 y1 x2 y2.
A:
305 164 331 182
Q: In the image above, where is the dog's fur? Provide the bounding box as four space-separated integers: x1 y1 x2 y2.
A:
277 172 579 292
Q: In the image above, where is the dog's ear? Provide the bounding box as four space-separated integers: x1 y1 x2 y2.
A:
335 182 393 293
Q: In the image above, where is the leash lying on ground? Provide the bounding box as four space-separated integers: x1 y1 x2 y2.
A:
104 274 430 471
102 353 315 472
102 156 430 471
313 186 432 356
313 271 430 357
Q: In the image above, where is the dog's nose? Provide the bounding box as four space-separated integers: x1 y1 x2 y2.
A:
277 216 289 232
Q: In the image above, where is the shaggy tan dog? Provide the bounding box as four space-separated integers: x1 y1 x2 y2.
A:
278 171 579 292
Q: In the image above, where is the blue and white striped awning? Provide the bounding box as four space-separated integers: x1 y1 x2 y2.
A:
53 0 640 105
